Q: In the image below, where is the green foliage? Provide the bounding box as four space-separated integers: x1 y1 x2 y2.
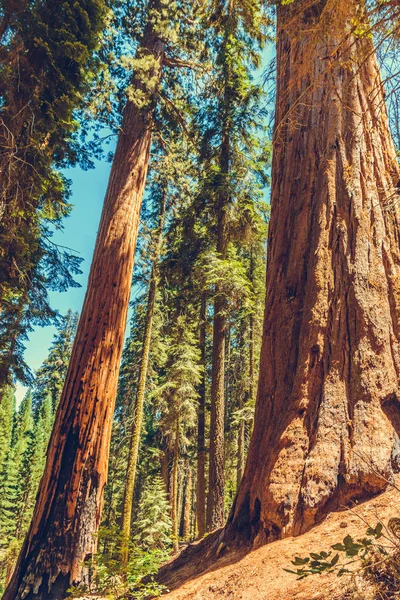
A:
0 0 107 386
70 525 169 599
0 316 74 591
33 309 78 413
284 523 386 580
132 476 172 551
0 387 15 473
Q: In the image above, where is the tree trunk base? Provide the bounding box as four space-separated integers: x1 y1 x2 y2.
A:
20 572 71 600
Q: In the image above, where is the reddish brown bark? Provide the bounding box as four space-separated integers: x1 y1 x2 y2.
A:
228 0 400 546
3 14 164 600
183 465 192 541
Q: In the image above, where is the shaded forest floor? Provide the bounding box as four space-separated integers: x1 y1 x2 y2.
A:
161 483 400 600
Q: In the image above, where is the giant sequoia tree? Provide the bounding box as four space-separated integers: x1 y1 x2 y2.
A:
226 0 400 545
3 1 166 597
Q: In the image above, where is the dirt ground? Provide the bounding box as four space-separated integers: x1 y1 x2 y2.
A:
161 484 400 600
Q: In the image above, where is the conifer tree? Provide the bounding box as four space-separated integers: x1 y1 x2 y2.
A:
158 314 202 551
120 156 168 564
198 0 269 531
4 3 204 597
0 0 107 389
0 391 33 587
33 310 78 413
131 476 172 551
0 387 14 474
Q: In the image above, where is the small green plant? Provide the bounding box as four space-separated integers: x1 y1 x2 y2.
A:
284 523 386 580
68 526 169 599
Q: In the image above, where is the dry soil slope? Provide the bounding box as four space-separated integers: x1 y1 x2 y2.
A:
161 485 400 600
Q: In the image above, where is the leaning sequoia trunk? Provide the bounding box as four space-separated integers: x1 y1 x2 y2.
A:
228 0 400 545
3 12 164 600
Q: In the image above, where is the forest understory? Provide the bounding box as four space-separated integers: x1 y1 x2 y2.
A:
159 483 400 600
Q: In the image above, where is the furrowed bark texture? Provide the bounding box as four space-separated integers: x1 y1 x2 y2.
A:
228 0 400 546
3 21 164 600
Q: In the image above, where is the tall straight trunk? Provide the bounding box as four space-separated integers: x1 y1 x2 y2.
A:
4 12 164 600
206 16 232 531
196 294 207 538
183 464 192 541
207 197 228 532
227 0 400 547
249 250 255 411
247 252 256 440
171 412 180 553
120 188 167 563
160 449 170 497
236 419 245 489
237 332 246 488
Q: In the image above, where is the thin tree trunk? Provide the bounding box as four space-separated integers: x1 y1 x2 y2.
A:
247 251 256 440
207 229 227 532
228 0 400 546
120 188 167 564
171 412 180 553
206 15 233 531
160 449 170 497
183 465 192 541
196 293 207 538
236 419 245 489
4 11 164 599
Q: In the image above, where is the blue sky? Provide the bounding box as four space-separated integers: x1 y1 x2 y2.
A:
15 45 276 405
15 154 114 403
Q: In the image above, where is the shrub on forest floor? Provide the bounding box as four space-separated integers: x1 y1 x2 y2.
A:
68 528 169 599
68 475 173 599
285 520 400 599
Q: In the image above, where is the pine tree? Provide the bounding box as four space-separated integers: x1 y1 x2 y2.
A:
132 476 172 551
0 0 107 389
0 391 33 587
195 0 269 531
33 310 78 413
157 313 202 552
120 156 168 564
16 394 53 541
0 387 14 474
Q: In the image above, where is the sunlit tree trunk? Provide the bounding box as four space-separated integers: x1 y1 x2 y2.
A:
4 10 164 599
120 188 167 564
237 419 245 489
171 412 180 553
160 449 170 496
183 464 192 541
228 0 400 546
196 294 207 538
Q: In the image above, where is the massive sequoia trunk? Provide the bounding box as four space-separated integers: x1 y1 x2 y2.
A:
3 13 164 600
227 0 400 545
